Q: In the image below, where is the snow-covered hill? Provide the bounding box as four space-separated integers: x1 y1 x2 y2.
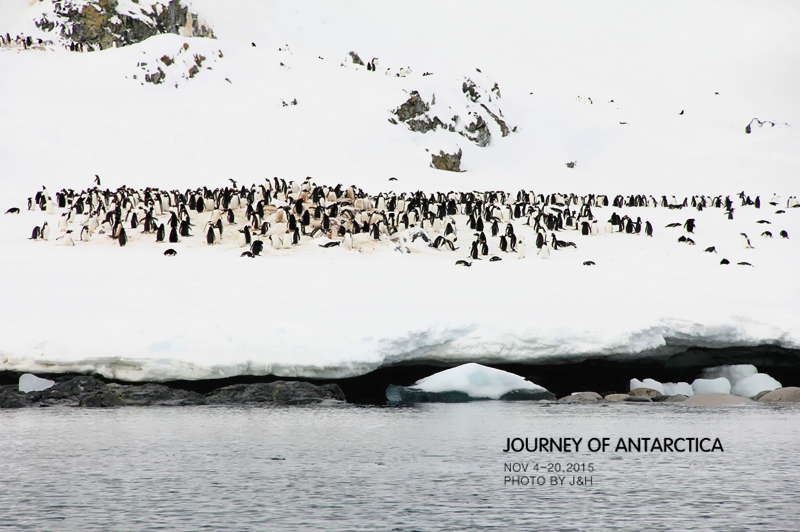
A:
1 1 798 381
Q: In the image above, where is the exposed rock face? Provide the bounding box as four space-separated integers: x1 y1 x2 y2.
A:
0 376 344 407
682 393 753 406
394 91 429 122
390 75 514 150
603 393 629 401
624 395 652 402
430 149 462 172
108 383 208 406
35 0 215 51
206 381 346 405
386 384 554 404
348 51 364 66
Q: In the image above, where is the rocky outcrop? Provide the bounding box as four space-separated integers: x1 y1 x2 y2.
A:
386 384 553 404
390 75 514 150
205 381 346 405
0 376 345 407
430 149 463 172
108 383 208 406
35 0 215 51
559 391 602 402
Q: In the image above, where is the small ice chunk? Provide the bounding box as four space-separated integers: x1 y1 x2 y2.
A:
731 374 781 397
19 373 55 393
663 382 694 396
629 378 664 394
701 365 757 387
692 377 731 395
410 363 546 399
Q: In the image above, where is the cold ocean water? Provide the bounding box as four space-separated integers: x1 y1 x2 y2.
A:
1 401 798 532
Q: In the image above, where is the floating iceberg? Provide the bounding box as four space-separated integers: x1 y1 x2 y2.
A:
701 365 758 387
386 363 554 403
18 374 55 393
730 374 781 398
692 377 732 395
663 382 694 397
630 378 665 394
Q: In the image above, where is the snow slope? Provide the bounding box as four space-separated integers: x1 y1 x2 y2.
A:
0 1 798 381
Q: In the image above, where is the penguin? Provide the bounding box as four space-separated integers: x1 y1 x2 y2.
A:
583 261 596 266
516 238 526 259
156 224 166 242
164 249 177 256
761 231 773 238
169 226 179 243
535 232 544 249
206 224 216 245
720 258 730 265
270 233 282 249
645 221 653 237
30 226 41 239
469 240 480 260
320 241 340 248
179 219 192 237
684 218 695 233
489 256 502 262
737 262 753 267
756 220 771 225
251 240 264 256
80 225 91 242
665 222 681 228
499 235 508 252
740 233 754 249
704 246 717 253
538 244 550 259
4 207 19 214
343 231 354 250
240 251 254 258
455 260 472 267
59 230 76 246
119 227 127 247
780 230 789 239
42 222 50 240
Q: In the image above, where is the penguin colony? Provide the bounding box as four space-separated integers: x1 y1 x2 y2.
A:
13 181 798 268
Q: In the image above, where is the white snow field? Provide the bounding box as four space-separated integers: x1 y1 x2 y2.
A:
409 363 546 400
0 1 799 382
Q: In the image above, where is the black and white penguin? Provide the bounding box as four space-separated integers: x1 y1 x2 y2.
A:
761 231 773 238
583 261 595 266
119 227 127 247
156 224 166 242
180 219 192 237
169 226 179 243
164 248 177 256
780 230 789 239
343 231 354 250
251 240 264 256
720 258 730 265
206 224 216 245
704 246 717 253
684 218 695 233
740 233 754 249
469 240 480 260
30 226 41 239
455 260 472 267
4 207 19 214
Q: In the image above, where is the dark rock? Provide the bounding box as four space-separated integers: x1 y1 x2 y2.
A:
386 384 553 404
430 149 463 172
462 79 480 102
35 0 214 51
109 383 208 406
206 381 346 405
407 116 445 134
0 385 32 408
480 103 510 137
394 91 429 122
651 394 671 402
80 390 125 408
30 375 112 407
462 114 490 147
348 51 364 65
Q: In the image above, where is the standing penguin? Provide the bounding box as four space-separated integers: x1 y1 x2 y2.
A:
119 227 128 247
538 243 550 259
156 224 166 242
169 226 179 243
741 233 754 249
343 231 354 250
517 238 526 259
645 221 653 237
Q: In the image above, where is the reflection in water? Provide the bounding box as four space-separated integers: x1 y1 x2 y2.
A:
1 402 798 531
